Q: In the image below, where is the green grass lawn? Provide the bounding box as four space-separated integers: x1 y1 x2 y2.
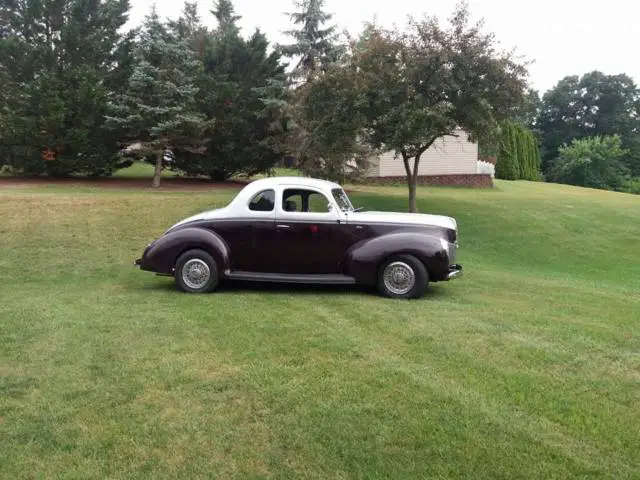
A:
1 180 639 479
114 161 179 178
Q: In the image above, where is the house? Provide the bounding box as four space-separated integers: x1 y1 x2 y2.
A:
363 129 494 187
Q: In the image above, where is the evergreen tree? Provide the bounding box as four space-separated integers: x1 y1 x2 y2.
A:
278 0 343 85
212 0 241 35
105 6 208 187
496 122 519 180
171 0 289 181
277 0 351 178
0 0 133 176
168 1 208 60
495 121 541 181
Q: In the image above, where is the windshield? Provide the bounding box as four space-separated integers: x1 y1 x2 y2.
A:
331 188 355 212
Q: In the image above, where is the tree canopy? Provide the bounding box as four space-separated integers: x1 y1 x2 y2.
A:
301 3 529 211
495 121 541 181
0 0 638 197
278 0 344 85
548 135 630 191
169 0 290 181
0 0 133 176
537 71 640 176
105 6 208 187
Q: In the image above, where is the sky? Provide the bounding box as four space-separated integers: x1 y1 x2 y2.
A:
124 0 639 94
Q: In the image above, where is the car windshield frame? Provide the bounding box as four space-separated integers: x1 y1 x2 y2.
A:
331 188 355 213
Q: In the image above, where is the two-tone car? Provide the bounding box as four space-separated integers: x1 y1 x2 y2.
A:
134 176 462 299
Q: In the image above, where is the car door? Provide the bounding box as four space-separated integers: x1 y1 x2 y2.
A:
219 187 277 272
267 187 355 274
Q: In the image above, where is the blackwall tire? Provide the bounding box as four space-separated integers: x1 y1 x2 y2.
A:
377 254 428 299
174 249 219 293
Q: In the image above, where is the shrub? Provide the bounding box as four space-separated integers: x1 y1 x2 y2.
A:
495 121 541 181
548 135 630 191
0 165 14 177
621 177 640 195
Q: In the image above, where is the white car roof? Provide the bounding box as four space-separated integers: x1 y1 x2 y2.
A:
228 176 345 209
245 176 343 191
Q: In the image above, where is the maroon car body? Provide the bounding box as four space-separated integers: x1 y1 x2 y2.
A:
135 177 462 299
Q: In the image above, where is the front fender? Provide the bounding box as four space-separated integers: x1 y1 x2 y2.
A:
344 231 449 285
140 227 231 275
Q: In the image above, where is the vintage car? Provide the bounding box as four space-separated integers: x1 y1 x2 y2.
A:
134 176 462 299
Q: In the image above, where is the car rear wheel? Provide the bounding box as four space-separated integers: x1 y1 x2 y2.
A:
174 249 219 293
377 254 428 299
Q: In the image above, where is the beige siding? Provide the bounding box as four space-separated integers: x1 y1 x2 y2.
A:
368 130 478 177
364 155 380 176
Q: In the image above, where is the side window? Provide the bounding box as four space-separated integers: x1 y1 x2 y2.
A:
307 192 330 213
249 189 275 212
282 189 331 213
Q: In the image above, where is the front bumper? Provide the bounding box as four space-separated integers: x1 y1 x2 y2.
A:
447 264 463 280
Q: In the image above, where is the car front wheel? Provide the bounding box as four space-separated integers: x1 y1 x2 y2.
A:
377 254 428 299
174 249 219 293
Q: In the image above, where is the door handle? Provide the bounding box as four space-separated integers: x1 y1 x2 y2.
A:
276 224 291 229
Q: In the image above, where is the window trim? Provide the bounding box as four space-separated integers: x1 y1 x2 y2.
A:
248 188 276 212
276 186 341 221
281 187 332 214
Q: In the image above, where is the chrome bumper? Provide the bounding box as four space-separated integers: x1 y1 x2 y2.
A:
447 264 463 280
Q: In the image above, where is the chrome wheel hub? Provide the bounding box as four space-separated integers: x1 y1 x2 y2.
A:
383 261 415 295
182 259 210 289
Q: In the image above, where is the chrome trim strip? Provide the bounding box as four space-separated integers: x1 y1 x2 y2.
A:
172 217 459 228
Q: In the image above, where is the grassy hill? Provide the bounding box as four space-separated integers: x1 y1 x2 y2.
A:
0 180 638 478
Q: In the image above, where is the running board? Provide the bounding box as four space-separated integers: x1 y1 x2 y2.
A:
225 271 357 285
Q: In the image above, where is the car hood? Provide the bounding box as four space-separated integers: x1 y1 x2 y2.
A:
347 210 457 231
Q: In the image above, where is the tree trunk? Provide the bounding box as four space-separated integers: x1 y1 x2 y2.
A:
408 177 417 213
152 151 163 188
402 151 421 213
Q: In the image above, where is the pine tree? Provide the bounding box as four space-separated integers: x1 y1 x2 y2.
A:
212 0 241 35
105 6 208 187
278 0 343 85
168 1 208 60
169 0 290 181
276 0 349 178
0 0 133 176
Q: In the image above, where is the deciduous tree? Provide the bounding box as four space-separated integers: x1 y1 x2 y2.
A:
310 2 528 211
548 135 630 191
537 71 640 176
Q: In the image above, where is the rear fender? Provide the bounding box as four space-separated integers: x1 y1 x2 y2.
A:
344 231 449 285
140 227 231 275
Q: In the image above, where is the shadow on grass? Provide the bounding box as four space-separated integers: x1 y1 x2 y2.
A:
138 276 453 300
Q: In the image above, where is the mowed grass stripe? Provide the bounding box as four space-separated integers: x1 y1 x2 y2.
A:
1 181 639 478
